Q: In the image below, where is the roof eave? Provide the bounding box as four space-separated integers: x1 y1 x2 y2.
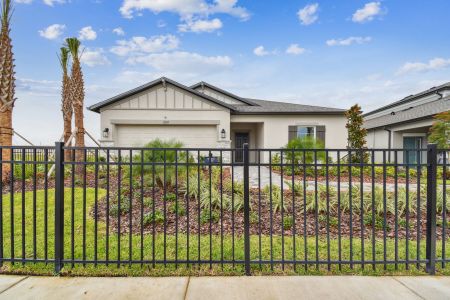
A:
232 110 346 115
190 82 257 106
365 115 434 130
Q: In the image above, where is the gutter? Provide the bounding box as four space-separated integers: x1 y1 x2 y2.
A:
383 127 392 162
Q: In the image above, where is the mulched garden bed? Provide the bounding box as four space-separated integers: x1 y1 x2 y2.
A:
93 185 449 240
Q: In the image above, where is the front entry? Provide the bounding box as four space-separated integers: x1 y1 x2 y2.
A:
235 132 249 163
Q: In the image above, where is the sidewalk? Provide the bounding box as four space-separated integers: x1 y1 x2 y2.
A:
0 275 449 300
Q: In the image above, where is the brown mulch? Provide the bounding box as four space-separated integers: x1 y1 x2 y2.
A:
272 169 421 184
93 186 449 240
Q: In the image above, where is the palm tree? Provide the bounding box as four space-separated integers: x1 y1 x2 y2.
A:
0 0 15 181
65 37 85 170
59 47 72 161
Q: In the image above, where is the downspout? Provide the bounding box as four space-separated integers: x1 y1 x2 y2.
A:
383 126 392 162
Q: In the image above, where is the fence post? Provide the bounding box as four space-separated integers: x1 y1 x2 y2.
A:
243 143 251 275
426 143 437 274
54 142 64 274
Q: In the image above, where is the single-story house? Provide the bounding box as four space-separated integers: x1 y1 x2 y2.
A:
88 77 347 162
364 82 450 163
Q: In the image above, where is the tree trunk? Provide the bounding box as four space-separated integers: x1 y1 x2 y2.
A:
0 109 12 181
74 104 85 174
63 115 72 161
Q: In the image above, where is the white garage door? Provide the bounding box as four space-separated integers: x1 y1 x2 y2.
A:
116 125 218 148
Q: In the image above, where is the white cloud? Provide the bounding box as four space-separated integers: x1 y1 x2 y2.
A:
157 20 167 28
125 51 233 74
178 18 223 33
79 26 97 41
112 27 125 36
397 58 450 75
326 36 372 46
14 0 33 3
286 44 305 55
43 0 66 6
253 45 269 57
297 3 319 25
38 24 66 40
120 0 250 20
110 35 180 56
352 2 383 23
81 48 110 67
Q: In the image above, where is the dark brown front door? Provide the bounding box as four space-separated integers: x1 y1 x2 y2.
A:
235 132 249 163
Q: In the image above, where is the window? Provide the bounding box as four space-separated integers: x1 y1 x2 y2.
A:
297 126 316 139
288 125 326 144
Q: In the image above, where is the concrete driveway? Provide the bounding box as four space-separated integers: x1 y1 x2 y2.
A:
1 275 449 300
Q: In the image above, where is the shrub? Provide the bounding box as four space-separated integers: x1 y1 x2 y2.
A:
165 192 177 202
262 185 286 213
109 196 131 217
200 210 220 224
131 139 191 188
143 210 165 225
169 203 186 216
283 216 294 230
284 136 326 165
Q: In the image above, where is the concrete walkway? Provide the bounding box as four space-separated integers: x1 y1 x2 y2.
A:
0 275 449 300
232 166 433 192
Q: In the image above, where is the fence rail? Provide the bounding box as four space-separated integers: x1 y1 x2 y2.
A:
0 143 448 275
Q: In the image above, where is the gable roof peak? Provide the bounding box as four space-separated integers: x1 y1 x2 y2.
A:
87 76 236 113
190 81 258 106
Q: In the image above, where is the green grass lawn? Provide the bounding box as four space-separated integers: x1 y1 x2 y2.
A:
0 188 448 276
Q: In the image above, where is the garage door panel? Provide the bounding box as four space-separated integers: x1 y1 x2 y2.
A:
116 125 217 148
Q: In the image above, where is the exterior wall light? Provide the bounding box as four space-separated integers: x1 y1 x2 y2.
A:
221 129 226 139
103 128 109 138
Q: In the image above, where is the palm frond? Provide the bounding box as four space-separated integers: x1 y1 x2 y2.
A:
65 37 81 60
1 0 12 30
58 47 71 73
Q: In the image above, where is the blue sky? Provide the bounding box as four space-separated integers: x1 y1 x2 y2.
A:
12 0 450 144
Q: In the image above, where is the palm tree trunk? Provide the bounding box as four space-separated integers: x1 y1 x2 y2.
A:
0 0 15 182
0 109 12 180
63 114 72 161
74 103 85 169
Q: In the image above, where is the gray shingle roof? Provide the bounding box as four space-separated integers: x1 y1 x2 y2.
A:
190 81 257 106
233 98 346 115
88 77 345 115
364 82 450 117
364 97 450 129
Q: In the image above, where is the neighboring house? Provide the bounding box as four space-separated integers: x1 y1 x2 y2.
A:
364 82 450 163
88 77 346 162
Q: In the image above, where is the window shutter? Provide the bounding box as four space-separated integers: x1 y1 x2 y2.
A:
316 126 326 145
288 126 297 142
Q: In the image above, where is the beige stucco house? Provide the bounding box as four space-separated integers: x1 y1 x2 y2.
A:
88 77 347 161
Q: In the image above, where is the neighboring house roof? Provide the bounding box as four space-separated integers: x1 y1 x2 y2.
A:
364 81 450 117
88 76 345 115
364 97 450 129
88 77 236 113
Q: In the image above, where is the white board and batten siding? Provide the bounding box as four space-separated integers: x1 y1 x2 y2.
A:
99 83 231 149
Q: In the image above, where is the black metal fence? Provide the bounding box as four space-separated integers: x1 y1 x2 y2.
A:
0 143 448 275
